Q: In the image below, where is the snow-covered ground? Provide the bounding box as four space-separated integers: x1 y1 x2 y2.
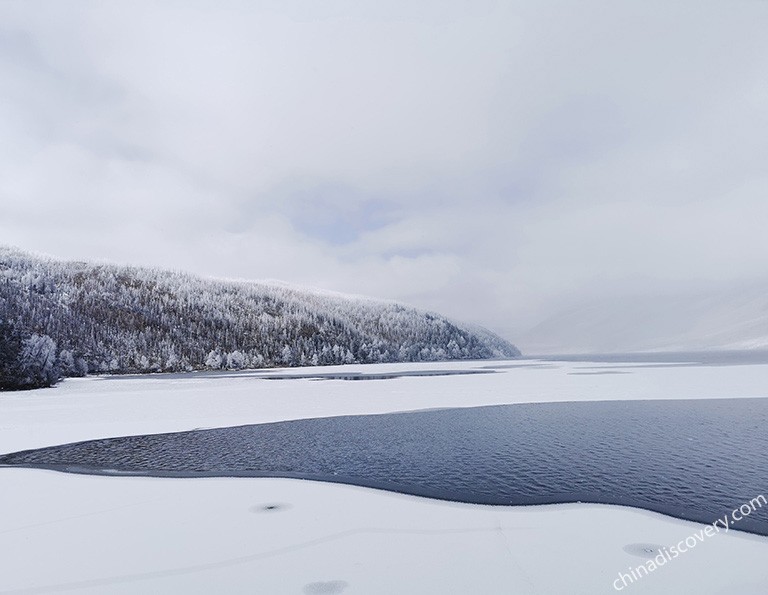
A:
2 359 768 594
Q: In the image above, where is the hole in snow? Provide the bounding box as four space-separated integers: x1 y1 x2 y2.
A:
623 543 664 558
250 503 291 513
303 580 349 594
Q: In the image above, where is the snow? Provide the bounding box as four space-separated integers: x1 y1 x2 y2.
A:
1 358 768 594
518 286 768 354
2 359 767 454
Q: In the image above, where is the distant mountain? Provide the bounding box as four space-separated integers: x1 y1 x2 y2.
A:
518 284 768 355
0 247 519 389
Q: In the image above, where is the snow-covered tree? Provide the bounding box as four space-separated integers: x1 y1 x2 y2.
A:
205 350 223 369
0 319 23 390
0 327 59 390
225 350 246 370
18 334 59 387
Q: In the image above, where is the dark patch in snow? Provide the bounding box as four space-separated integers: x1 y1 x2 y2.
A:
623 543 665 558
250 503 291 513
303 580 349 594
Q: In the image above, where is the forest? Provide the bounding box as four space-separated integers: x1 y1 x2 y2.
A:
0 247 519 390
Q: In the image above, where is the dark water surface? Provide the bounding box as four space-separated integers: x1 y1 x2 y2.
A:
2 398 767 535
97 368 496 382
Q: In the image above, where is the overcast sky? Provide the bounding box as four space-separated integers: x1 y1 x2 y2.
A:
1 1 767 349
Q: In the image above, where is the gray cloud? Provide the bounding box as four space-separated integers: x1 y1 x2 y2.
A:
1 0 767 351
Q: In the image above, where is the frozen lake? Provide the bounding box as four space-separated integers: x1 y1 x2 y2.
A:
4 397 768 536
2 356 768 594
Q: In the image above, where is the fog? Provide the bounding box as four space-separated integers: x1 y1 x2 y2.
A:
2 1 767 352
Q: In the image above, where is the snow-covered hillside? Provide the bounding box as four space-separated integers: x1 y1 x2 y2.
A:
518 283 768 355
0 247 519 388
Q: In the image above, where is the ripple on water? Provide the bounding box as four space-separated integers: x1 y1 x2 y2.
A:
2 398 767 536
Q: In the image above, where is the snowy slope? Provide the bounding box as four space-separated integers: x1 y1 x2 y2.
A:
519 283 768 354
